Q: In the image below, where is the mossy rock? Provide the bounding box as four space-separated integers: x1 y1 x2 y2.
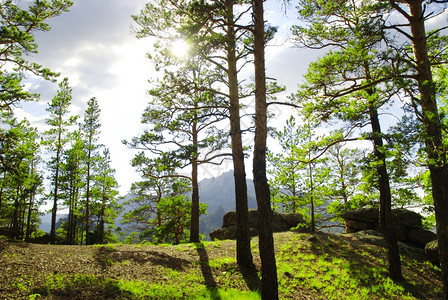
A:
425 239 439 265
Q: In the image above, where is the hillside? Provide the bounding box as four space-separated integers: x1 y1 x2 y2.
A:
0 231 443 299
39 171 255 241
198 171 257 239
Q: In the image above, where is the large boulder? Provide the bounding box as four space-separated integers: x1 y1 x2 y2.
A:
425 240 439 265
209 226 258 241
341 207 434 249
210 209 306 240
408 228 437 248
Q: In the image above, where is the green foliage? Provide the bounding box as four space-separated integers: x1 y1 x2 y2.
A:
90 148 122 244
122 174 203 245
268 116 332 231
0 0 73 111
0 113 43 239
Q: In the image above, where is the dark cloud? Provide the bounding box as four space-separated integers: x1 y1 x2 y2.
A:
34 1 144 61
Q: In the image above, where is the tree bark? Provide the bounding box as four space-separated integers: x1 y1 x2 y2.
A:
50 145 61 244
369 105 402 282
226 0 253 270
252 0 279 299
402 1 448 296
190 109 200 243
85 150 91 245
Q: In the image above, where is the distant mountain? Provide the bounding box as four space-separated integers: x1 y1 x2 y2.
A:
115 171 257 241
198 171 257 239
39 213 67 233
39 171 257 241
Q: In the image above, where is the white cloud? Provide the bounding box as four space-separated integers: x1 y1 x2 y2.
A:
16 0 438 197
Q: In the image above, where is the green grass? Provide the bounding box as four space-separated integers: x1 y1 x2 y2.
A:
37 274 260 299
2 232 442 299
275 233 422 299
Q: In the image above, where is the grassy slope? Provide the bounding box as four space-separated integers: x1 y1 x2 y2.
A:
0 231 442 299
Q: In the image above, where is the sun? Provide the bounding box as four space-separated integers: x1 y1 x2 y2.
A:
171 39 189 58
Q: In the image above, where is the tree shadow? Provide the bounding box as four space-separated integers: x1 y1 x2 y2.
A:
240 264 261 293
302 231 438 299
94 246 191 272
0 238 8 254
195 242 221 299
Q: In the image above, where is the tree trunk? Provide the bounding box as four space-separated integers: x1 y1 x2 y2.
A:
404 1 448 296
190 112 200 243
25 189 35 241
308 162 315 233
0 173 4 211
226 0 253 270
252 0 279 299
369 105 402 281
12 188 20 239
50 147 61 244
99 195 106 244
85 150 91 245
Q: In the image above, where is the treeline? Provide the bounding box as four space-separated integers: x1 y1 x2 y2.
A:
0 1 121 245
125 1 448 299
1 0 448 299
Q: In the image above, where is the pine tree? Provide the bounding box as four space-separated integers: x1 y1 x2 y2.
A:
133 0 256 267
0 115 42 240
59 129 86 245
43 78 78 243
293 0 404 281
81 97 102 245
90 148 121 244
386 1 448 295
125 57 228 243
252 0 278 298
0 0 73 111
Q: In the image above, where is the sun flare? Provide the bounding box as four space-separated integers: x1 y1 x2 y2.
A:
171 39 189 58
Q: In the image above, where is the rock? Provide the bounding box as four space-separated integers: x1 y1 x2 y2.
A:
281 213 305 227
425 240 439 265
342 207 379 224
408 228 437 248
222 212 237 228
210 226 237 240
210 209 306 240
392 209 422 229
209 225 258 241
346 230 427 260
344 219 374 233
341 207 434 249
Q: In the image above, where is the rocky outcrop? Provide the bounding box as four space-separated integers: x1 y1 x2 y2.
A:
210 209 306 241
341 207 436 249
425 240 439 265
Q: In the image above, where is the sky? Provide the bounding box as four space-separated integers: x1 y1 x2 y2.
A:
16 0 314 196
15 1 447 197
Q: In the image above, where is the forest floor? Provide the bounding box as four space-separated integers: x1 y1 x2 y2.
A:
0 231 443 299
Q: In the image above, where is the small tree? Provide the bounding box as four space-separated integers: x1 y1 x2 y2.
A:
325 144 366 219
122 167 198 245
0 115 42 240
81 97 102 245
59 129 86 245
43 78 78 243
90 148 121 244
125 56 229 243
268 116 332 232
